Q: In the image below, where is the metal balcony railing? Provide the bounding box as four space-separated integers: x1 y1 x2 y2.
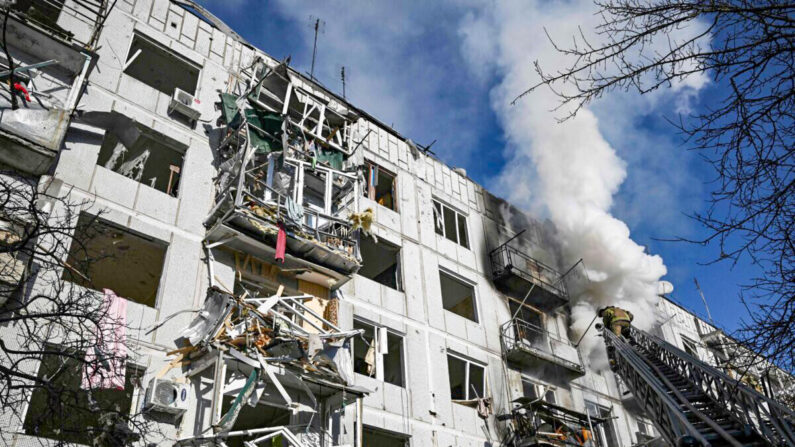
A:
500 318 584 374
490 243 568 298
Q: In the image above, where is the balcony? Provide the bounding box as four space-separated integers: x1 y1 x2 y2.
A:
500 318 584 374
490 242 568 311
0 3 100 175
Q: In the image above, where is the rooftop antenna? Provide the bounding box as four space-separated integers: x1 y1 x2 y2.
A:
693 277 714 324
309 15 325 81
340 66 346 99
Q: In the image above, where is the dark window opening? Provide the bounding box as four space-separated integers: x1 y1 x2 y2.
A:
440 271 477 322
510 300 545 346
124 33 200 95
97 122 187 196
362 426 409 447
448 353 485 401
433 200 468 248
12 0 67 38
353 319 375 378
586 401 619 447
62 213 167 307
359 237 401 291
23 347 141 445
383 331 404 387
364 163 397 211
220 396 291 447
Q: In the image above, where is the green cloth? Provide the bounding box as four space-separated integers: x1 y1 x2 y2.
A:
315 146 344 170
244 108 284 154
219 93 243 128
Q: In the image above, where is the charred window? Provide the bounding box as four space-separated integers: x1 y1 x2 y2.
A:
62 213 167 307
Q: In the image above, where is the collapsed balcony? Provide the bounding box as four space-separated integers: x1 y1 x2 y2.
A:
0 0 102 174
171 287 369 447
206 59 365 285
490 240 569 311
500 318 585 374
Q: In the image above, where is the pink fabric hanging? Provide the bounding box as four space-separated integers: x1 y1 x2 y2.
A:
82 289 127 390
275 222 287 263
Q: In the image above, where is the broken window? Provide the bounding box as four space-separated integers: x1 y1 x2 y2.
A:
510 300 545 346
586 401 620 447
440 271 477 322
23 346 141 444
352 319 404 387
219 397 291 447
522 379 556 404
364 162 397 211
96 120 187 196
62 213 167 307
362 426 409 447
447 353 485 400
681 335 699 358
13 0 64 24
124 32 201 95
359 237 401 291
433 200 468 248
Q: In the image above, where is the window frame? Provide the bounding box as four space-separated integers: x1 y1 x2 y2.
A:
432 199 469 248
352 318 405 387
364 161 398 212
521 378 556 404
358 236 402 291
447 351 486 401
439 269 479 323
585 400 620 447
681 335 699 358
122 31 202 96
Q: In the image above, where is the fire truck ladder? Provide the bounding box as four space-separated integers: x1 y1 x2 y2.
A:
603 327 795 447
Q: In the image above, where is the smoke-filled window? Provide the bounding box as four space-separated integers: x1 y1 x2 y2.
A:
447 352 485 400
440 270 477 322
433 199 469 248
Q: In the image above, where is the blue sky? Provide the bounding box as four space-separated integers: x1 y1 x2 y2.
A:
199 0 760 333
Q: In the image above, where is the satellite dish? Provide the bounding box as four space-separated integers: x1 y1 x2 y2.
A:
658 280 674 296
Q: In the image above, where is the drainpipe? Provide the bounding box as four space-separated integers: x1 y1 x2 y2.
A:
356 397 363 447
65 52 92 112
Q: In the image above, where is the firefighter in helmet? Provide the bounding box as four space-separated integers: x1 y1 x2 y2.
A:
598 306 634 339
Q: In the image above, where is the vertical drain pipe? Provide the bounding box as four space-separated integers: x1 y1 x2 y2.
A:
356 397 363 447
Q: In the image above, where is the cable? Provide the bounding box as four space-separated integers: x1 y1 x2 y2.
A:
2 7 18 110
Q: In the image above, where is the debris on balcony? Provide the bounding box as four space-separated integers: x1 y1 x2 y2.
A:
167 286 367 438
498 398 608 447
206 57 367 281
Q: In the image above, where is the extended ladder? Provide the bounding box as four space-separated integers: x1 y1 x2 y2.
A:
602 327 795 447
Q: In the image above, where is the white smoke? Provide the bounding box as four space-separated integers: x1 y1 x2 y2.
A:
459 1 708 365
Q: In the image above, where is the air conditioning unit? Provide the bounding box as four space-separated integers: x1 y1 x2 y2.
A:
169 88 202 122
143 378 189 415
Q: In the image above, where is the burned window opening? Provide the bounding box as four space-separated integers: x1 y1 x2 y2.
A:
62 213 167 307
362 426 409 447
124 32 201 96
96 120 187 197
440 270 477 322
364 162 397 211
433 200 468 248
23 345 142 444
447 353 485 401
352 319 404 387
359 237 401 291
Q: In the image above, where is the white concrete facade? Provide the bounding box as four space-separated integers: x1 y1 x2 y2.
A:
1 1 791 447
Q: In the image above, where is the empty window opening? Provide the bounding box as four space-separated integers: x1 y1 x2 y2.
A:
62 213 167 307
359 237 401 290
124 32 200 95
681 336 699 358
23 346 141 444
433 200 468 248
352 319 404 387
448 353 485 401
220 397 291 447
362 426 409 447
364 163 397 211
586 401 620 447
440 271 477 322
97 120 187 196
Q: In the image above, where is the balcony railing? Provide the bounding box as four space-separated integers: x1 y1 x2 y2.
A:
500 318 584 374
490 242 569 310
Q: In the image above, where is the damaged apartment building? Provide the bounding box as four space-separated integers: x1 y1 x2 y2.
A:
0 1 793 446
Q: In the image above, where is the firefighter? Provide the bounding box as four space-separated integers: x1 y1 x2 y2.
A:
598 306 634 338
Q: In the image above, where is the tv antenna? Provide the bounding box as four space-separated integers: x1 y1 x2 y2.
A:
693 277 714 324
309 16 325 80
340 65 347 99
